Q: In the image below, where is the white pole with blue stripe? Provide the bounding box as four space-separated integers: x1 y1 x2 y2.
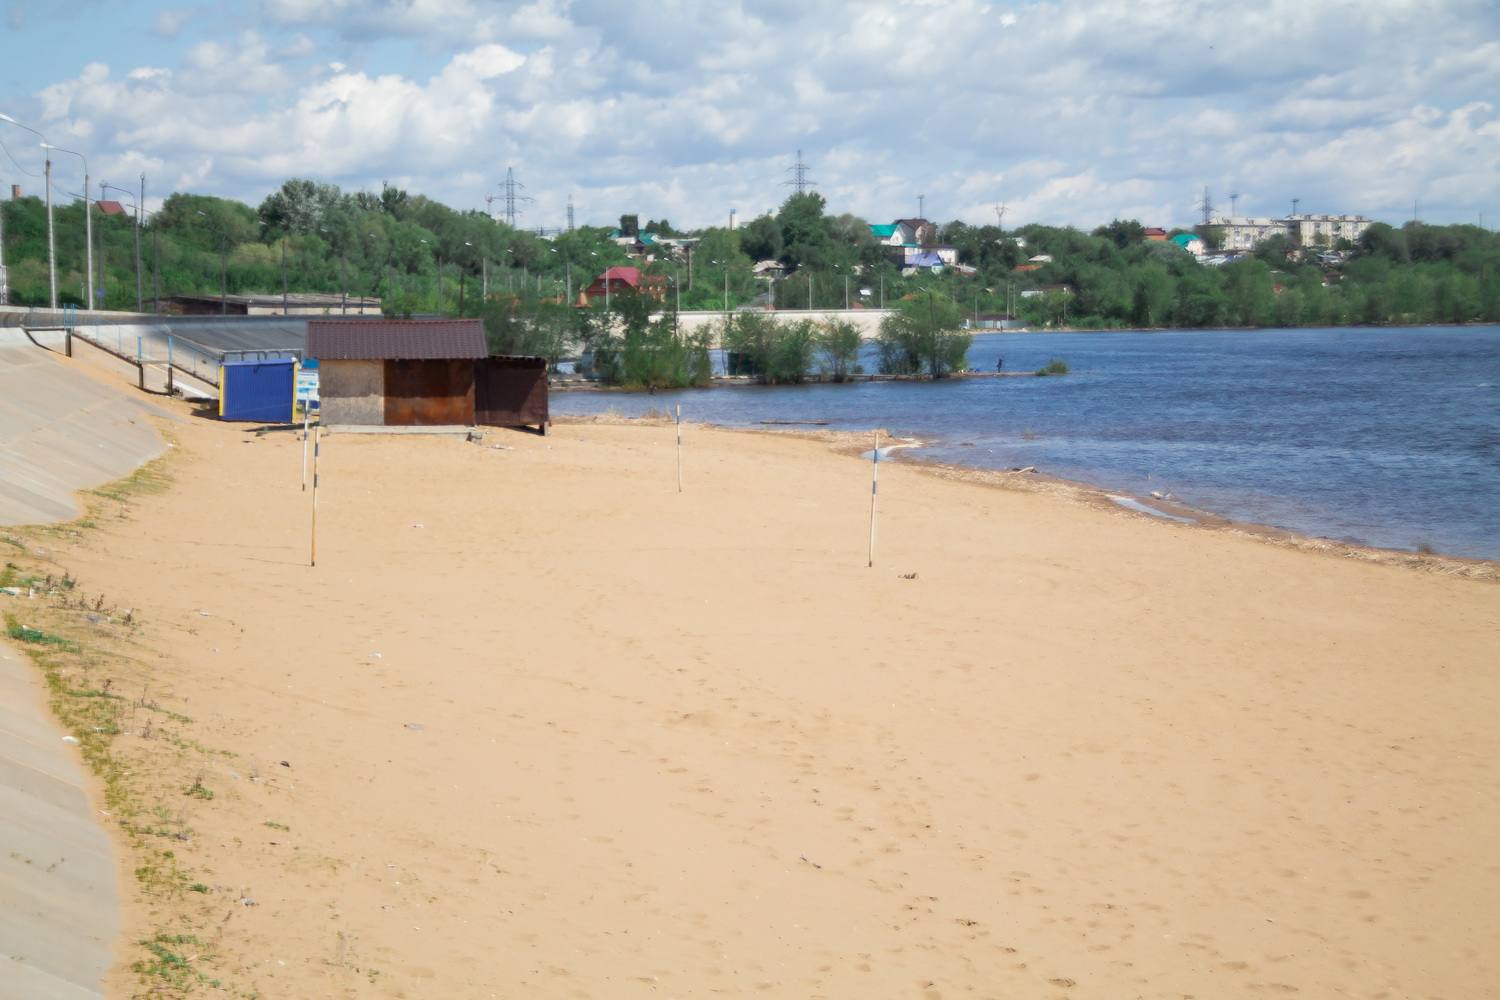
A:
310 424 320 567
868 429 880 568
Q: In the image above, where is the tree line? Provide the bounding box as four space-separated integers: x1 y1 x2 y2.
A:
3 177 1496 353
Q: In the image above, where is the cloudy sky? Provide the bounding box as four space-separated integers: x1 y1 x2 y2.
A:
1 0 1496 233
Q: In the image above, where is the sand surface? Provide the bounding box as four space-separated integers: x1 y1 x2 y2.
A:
34 402 1500 999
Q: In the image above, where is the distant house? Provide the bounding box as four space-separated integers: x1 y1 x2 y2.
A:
582 266 665 303
893 218 937 246
1170 233 1206 255
1143 227 1168 241
871 218 955 269
96 200 130 217
751 259 789 279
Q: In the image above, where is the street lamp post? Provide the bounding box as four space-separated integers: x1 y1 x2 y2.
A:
319 227 349 314
0 114 56 308
194 210 228 314
460 241 477 317
107 182 146 311
44 143 91 310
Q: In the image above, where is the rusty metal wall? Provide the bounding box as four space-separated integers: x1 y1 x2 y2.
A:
475 357 549 430
383 359 475 425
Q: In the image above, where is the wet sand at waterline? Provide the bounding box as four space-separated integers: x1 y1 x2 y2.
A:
45 407 1498 999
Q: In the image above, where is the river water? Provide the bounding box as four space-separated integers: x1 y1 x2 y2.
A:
551 326 1500 562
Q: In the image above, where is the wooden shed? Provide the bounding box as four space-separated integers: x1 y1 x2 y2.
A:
305 319 549 432
306 319 487 426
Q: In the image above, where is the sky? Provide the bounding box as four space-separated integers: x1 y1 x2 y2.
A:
1 0 1497 234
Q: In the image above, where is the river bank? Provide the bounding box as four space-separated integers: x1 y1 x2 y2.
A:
551 326 1500 563
3 390 1495 998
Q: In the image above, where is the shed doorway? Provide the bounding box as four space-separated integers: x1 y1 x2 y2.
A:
383 359 475 425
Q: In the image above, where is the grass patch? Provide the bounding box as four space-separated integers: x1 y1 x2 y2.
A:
0 439 251 996
1034 358 1070 376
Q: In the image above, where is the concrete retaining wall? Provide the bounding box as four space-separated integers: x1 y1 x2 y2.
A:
0 332 171 526
0 641 120 1000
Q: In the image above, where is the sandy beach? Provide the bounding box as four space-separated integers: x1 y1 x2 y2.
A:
9 390 1498 999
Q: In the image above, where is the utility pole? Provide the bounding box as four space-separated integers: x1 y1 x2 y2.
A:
219 234 227 315
152 227 159 312
135 173 144 311
0 114 55 308
281 241 288 314
501 168 532 227
918 192 926 219
783 150 813 194
0 172 6 305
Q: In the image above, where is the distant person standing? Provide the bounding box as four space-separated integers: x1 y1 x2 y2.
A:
996 357 1004 372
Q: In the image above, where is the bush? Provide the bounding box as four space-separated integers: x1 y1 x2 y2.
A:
1035 358 1070 376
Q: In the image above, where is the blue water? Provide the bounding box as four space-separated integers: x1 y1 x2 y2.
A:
552 327 1500 562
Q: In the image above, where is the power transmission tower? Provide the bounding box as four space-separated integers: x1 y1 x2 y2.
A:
485 193 495 219
783 150 813 194
500 167 533 227
994 203 1007 230
567 194 575 232
1197 186 1214 227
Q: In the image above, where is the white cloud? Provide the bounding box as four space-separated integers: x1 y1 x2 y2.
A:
7 0 1497 230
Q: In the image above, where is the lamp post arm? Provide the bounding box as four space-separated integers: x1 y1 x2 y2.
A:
0 114 56 308
44 143 92 310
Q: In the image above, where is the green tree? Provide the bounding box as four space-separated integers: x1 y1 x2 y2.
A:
877 293 972 377
817 319 864 381
739 213 783 263
1092 218 1146 248
257 179 342 237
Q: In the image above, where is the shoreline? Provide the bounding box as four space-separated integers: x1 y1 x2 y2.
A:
6 404 1498 998
557 413 1500 580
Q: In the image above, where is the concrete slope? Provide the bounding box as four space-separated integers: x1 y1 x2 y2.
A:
0 331 171 526
0 334 167 1000
0 644 121 1000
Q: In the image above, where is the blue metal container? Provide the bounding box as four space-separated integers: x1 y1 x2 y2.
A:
219 358 296 422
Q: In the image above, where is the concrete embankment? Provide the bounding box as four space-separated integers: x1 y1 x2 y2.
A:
0 643 121 1000
0 330 172 526
1 332 170 1000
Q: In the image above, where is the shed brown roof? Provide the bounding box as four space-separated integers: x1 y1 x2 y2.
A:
305 319 487 360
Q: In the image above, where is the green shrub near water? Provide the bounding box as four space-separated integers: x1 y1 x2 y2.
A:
1035 358 1070 376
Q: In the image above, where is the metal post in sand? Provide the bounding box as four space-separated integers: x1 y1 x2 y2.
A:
868 429 880 568
676 405 683 493
301 399 310 491
310 424 321 566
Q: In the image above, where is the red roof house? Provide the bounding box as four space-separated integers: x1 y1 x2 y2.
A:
582 266 665 303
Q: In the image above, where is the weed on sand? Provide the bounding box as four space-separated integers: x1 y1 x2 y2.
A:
2 447 255 998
